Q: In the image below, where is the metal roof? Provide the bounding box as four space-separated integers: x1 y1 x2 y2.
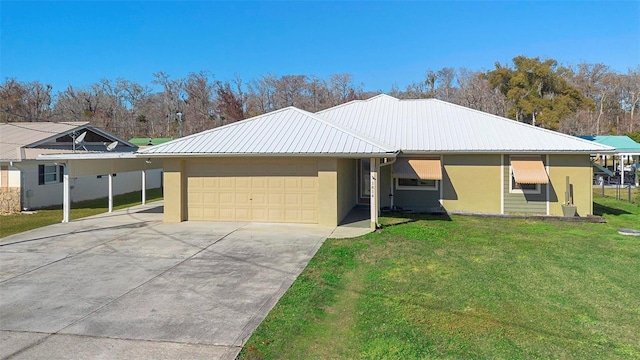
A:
140 107 397 157
317 94 615 154
576 135 640 154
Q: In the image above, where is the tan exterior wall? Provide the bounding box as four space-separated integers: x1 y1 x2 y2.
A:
336 158 356 224
441 154 502 214
166 157 343 227
548 154 593 216
163 158 186 222
318 158 339 227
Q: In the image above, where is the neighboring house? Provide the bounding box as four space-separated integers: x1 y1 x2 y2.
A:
140 95 614 227
577 135 640 186
0 122 162 212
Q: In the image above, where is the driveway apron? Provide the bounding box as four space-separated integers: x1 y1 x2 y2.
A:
0 202 333 359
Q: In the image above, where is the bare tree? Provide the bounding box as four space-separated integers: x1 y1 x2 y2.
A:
152 72 186 137
215 80 244 125
620 66 640 133
436 68 456 102
0 79 52 122
184 71 215 133
245 74 277 117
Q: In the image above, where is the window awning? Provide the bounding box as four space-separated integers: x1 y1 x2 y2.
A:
393 158 442 180
511 156 549 184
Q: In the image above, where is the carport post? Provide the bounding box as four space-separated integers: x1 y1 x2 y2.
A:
108 173 113 213
141 170 146 205
62 164 70 223
620 154 625 185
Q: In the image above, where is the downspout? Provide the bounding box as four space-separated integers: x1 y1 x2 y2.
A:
378 156 398 210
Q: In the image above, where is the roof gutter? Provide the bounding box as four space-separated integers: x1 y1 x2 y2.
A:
398 149 617 155
136 151 400 159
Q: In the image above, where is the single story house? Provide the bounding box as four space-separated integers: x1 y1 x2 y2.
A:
0 122 162 213
140 95 615 228
577 135 640 186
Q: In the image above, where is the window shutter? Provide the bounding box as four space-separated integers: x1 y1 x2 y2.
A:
59 165 64 183
38 165 45 185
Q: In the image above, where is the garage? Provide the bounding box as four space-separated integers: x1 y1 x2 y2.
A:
186 158 319 223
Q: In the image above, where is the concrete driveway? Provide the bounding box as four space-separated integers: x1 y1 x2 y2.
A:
0 202 335 359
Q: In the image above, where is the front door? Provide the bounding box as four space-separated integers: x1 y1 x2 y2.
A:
357 159 370 204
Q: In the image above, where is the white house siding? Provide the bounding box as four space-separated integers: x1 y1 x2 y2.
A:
19 162 162 209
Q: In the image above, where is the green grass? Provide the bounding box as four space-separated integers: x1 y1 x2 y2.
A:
241 198 640 359
0 188 163 238
594 186 640 206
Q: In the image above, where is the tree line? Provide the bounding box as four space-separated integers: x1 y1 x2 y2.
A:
1 56 639 142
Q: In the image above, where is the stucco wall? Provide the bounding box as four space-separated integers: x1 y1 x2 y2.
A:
548 154 593 216
163 158 186 223
317 158 339 227
336 158 356 224
441 154 502 214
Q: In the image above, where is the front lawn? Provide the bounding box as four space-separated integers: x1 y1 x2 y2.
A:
241 197 640 359
0 188 163 238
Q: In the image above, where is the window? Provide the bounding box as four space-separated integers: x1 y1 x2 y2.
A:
508 156 547 194
360 159 370 197
38 164 63 185
396 178 438 190
509 168 541 194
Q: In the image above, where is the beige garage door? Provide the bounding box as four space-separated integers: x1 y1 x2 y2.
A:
186 159 318 223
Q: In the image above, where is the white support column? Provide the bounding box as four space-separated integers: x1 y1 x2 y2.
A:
632 155 640 186
620 155 625 185
370 158 379 229
141 170 147 205
62 165 70 223
546 154 550 215
108 173 114 213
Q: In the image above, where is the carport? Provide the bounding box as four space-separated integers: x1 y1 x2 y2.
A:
36 152 163 222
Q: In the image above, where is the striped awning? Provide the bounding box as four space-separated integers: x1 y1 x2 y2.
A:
510 156 549 184
393 158 442 180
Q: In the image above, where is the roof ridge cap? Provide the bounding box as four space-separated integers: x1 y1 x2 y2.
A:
293 107 397 152
316 94 398 114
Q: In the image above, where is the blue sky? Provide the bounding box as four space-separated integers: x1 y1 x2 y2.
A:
1 1 639 93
